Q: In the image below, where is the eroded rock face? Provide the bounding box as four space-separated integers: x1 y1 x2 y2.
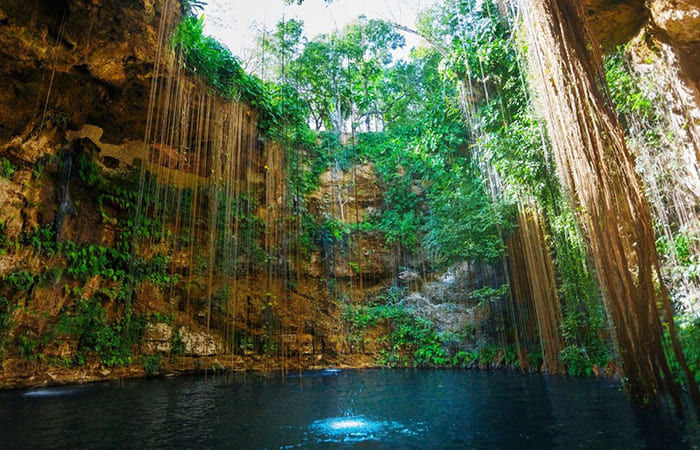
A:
583 0 648 50
649 0 700 43
142 322 173 354
398 261 504 336
178 327 223 356
584 0 700 181
0 0 167 143
308 164 382 225
306 163 396 282
0 177 25 241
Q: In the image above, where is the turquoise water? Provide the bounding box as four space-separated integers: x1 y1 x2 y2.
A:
0 369 696 448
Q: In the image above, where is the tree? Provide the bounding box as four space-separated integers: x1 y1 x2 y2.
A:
254 16 405 133
341 18 405 132
256 18 306 81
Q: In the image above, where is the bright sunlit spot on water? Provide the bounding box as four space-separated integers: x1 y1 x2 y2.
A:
327 418 369 430
307 415 421 444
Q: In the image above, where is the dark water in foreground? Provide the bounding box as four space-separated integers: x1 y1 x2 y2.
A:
0 370 697 449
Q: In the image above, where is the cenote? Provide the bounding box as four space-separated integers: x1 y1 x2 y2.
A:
2 0 700 445
0 370 697 449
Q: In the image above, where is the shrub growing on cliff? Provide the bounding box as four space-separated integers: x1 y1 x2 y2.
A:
54 299 146 367
3 270 36 292
344 302 450 367
142 353 165 376
0 296 15 360
1 158 16 179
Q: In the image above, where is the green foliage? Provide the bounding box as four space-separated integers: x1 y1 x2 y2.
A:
213 193 268 273
0 221 8 252
3 270 37 292
319 215 351 244
656 228 699 269
655 228 700 291
470 285 508 300
424 165 511 264
54 299 146 367
25 226 57 256
174 16 243 94
172 15 314 146
662 317 700 388
452 350 478 368
677 318 700 384
414 0 612 378
170 329 185 356
552 207 611 376
528 347 543 369
75 150 101 187
343 302 449 367
148 254 178 288
0 296 13 330
258 18 306 82
18 335 38 359
269 16 404 132
345 296 520 369
0 0 624 382
386 315 449 367
604 48 654 122
604 46 679 178
169 0 512 286
60 241 130 282
142 353 165 376
1 157 16 178
13 152 176 293
0 296 15 359
451 345 520 368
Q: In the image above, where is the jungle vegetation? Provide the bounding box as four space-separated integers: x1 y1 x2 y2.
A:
2 0 697 406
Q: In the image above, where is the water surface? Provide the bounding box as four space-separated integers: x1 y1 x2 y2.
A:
0 369 696 449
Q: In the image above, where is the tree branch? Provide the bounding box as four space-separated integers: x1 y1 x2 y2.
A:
388 22 448 57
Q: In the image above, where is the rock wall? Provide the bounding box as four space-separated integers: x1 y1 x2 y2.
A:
0 0 436 388
585 0 700 150
0 0 162 143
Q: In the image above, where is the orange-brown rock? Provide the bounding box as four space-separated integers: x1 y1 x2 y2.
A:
583 0 647 51
648 0 700 44
0 0 168 142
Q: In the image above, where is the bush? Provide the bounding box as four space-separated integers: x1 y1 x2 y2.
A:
18 335 38 359
0 296 15 359
676 317 700 385
54 299 146 367
143 354 165 376
344 302 450 367
3 270 36 292
1 158 16 178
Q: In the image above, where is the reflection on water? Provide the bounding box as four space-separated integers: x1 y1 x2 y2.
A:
23 387 82 398
284 368 341 379
0 370 696 449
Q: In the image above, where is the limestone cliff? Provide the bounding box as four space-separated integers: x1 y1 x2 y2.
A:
0 0 161 143
0 0 486 388
585 0 700 143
